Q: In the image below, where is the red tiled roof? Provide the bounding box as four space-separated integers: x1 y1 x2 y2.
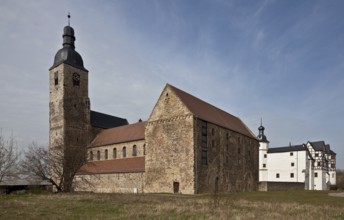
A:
168 84 256 139
78 157 145 174
90 121 146 147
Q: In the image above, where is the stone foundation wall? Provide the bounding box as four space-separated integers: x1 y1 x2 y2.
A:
74 172 145 193
266 182 304 191
258 181 268 191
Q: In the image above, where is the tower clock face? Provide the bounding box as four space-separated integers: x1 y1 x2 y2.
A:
72 73 80 82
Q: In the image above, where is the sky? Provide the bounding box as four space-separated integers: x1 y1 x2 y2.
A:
0 0 343 168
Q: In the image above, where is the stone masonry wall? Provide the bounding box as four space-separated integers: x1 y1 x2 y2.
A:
49 64 90 190
194 118 259 193
88 140 146 161
145 86 195 194
75 172 145 193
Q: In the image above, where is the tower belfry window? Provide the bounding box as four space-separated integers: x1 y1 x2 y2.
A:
54 71 58 86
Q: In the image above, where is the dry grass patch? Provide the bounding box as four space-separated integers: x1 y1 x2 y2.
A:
0 191 343 219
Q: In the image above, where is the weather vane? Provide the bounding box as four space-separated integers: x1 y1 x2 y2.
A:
67 12 71 26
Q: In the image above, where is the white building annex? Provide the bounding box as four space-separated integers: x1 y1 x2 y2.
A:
257 123 337 191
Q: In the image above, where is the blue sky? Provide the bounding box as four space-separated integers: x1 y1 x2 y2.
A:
0 0 343 168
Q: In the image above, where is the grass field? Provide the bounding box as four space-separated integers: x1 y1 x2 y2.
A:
0 190 343 219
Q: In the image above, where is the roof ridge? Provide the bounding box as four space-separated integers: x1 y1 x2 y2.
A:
168 84 256 139
168 84 239 119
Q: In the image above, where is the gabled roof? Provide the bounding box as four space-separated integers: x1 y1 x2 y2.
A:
168 84 256 139
78 157 145 174
308 141 331 153
329 149 336 155
268 145 305 153
90 121 146 148
90 110 128 129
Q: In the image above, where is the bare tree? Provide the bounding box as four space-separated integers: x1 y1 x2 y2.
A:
21 142 89 192
0 133 19 182
21 142 63 191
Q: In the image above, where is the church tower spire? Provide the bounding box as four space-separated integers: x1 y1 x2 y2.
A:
257 118 268 143
49 16 90 191
49 14 86 71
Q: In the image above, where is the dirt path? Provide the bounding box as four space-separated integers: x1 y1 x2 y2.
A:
328 192 344 197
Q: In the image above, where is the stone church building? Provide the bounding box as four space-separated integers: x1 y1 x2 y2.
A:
49 23 259 194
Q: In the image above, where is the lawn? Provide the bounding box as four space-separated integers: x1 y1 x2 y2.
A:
0 190 343 219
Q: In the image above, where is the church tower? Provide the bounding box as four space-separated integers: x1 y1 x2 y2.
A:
49 17 90 191
257 120 269 183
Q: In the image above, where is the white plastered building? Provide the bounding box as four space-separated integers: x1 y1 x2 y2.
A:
258 124 336 191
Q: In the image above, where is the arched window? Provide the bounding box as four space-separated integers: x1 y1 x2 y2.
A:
143 144 146 156
105 149 108 160
97 150 100 160
122 147 126 158
113 148 117 159
90 151 93 161
132 145 137 156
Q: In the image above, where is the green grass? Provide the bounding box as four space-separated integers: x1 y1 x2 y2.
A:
0 190 343 219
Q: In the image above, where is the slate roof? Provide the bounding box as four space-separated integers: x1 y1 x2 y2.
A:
329 149 336 155
268 145 305 153
169 84 256 139
78 157 145 174
309 141 327 151
89 121 146 148
90 110 128 129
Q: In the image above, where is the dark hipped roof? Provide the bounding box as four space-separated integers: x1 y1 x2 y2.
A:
168 84 256 139
268 145 305 153
90 111 128 129
78 157 145 174
90 121 146 148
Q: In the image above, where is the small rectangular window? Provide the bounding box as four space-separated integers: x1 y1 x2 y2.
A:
290 152 293 156
264 154 267 158
54 71 58 86
290 173 294 178
263 163 266 168
291 162 294 167
276 173 280 178
314 172 318 178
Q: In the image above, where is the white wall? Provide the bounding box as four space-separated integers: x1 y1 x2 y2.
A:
259 142 268 182
267 151 307 183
